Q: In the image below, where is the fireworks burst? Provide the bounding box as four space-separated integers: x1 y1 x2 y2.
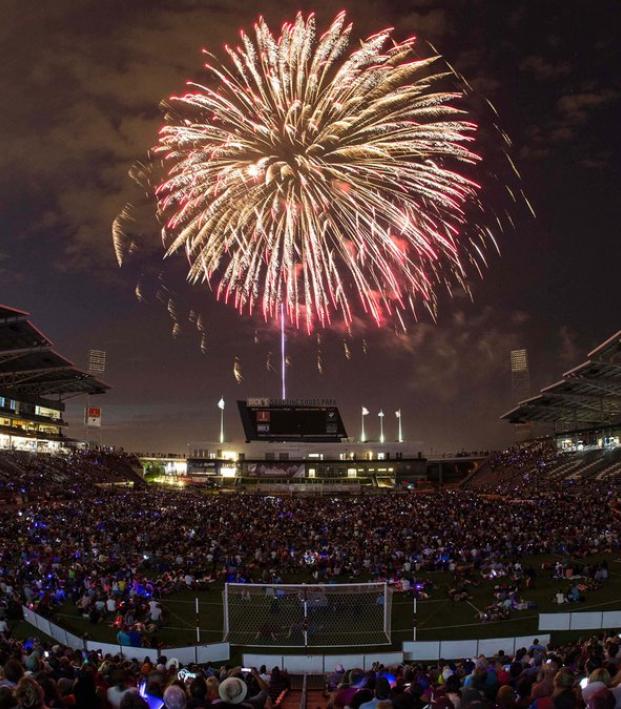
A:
152 12 512 334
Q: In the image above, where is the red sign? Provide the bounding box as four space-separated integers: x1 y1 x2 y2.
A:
85 407 102 427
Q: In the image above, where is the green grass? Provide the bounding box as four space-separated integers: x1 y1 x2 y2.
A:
26 552 621 656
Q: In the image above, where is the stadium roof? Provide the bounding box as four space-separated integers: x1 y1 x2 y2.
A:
501 330 621 428
0 305 109 399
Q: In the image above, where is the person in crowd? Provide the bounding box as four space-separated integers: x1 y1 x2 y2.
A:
217 677 252 709
107 669 132 709
164 684 187 709
359 677 391 709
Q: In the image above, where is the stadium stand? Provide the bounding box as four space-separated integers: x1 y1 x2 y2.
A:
0 304 109 453
0 449 144 502
462 330 621 490
502 330 620 433
463 445 621 489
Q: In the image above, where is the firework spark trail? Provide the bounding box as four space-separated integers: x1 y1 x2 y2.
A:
233 356 243 383
108 11 530 339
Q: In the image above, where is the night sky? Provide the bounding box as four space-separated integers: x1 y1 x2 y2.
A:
1 1 619 453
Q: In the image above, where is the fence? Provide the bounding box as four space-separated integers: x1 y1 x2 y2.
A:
21 606 230 665
244 635 553 669
402 635 551 661
243 651 405 674
539 610 621 632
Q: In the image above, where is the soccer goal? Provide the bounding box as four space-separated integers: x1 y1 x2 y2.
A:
223 582 392 648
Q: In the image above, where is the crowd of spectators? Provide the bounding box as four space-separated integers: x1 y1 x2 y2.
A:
324 632 621 709
0 629 291 708
3 630 621 708
0 451 143 503
0 448 619 653
0 464 617 644
466 443 560 491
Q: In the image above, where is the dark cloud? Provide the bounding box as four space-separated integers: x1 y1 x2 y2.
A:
520 86 620 162
393 306 525 402
557 90 619 125
401 9 449 38
519 55 571 81
0 0 619 452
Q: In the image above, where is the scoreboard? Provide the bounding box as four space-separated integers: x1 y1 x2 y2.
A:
238 398 348 442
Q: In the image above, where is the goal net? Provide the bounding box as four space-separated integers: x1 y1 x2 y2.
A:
223 582 392 647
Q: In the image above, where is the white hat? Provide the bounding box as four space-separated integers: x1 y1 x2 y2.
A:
219 677 248 704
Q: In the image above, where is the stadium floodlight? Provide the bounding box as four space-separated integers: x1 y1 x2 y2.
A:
395 409 403 443
217 397 225 443
360 406 369 442
223 582 392 648
378 409 385 443
88 349 106 375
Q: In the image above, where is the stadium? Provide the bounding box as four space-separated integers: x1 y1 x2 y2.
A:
2 2 620 707
1 303 620 707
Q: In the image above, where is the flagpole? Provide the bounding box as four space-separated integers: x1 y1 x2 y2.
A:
379 410 385 444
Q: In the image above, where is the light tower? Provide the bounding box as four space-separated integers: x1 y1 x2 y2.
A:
510 349 532 441
395 409 403 443
360 406 369 442
217 397 225 443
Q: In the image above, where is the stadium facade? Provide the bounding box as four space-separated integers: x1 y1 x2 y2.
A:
0 305 108 452
140 440 484 490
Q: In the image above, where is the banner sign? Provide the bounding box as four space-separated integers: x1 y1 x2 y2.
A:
85 406 102 427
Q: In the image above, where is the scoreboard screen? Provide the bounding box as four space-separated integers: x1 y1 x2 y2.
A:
238 399 348 442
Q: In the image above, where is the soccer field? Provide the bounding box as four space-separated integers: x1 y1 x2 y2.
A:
36 552 621 654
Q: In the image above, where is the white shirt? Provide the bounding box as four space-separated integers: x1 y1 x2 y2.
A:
107 686 131 708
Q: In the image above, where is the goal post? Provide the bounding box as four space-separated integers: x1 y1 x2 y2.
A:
223 582 392 648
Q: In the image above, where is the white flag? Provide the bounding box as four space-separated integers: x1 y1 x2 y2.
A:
217 397 225 410
395 409 401 418
361 406 369 416
378 410 384 417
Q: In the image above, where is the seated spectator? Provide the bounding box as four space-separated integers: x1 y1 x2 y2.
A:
107 670 132 709
359 677 391 709
552 669 577 709
218 677 251 708
14 677 45 709
164 684 187 709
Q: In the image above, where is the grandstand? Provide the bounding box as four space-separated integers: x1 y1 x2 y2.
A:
0 305 146 495
463 330 621 489
502 329 620 444
0 304 108 452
